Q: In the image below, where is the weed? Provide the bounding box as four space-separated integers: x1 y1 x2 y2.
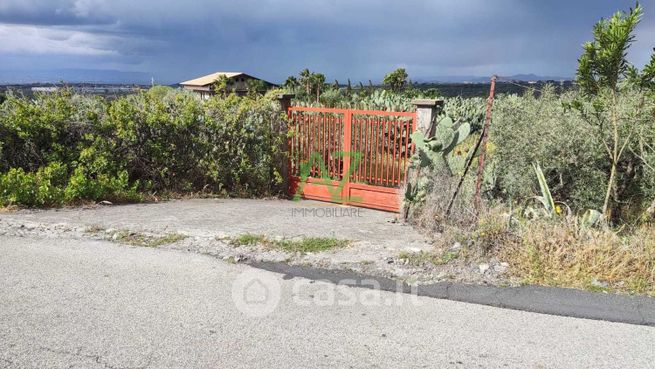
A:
111 230 187 247
229 233 267 246
273 237 350 253
398 250 461 267
228 233 350 254
85 225 105 234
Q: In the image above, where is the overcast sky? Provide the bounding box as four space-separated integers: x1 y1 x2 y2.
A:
1 0 654 84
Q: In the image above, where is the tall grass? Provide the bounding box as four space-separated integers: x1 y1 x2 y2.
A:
493 214 655 295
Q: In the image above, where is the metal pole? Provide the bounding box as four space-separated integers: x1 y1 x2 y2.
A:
474 75 497 211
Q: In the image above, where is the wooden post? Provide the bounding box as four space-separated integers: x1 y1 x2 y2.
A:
474 76 497 211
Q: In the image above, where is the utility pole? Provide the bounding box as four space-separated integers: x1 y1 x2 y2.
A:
474 75 497 211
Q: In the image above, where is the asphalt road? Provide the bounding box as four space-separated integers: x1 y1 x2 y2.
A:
1 235 655 369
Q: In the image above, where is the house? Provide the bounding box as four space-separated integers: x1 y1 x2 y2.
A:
179 72 276 98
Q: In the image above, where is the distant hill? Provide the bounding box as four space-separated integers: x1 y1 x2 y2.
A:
0 69 154 85
415 74 571 83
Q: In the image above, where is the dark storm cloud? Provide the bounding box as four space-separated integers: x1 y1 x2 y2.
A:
1 0 654 83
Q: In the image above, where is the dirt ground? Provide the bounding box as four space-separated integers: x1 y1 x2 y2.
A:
0 198 513 285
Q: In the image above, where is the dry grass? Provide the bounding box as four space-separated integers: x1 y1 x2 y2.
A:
85 226 188 248
408 198 655 295
112 231 188 248
0 205 19 213
404 168 479 233
496 217 655 296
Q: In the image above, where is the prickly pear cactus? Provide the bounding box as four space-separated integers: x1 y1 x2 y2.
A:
411 115 472 172
404 114 472 206
355 90 413 111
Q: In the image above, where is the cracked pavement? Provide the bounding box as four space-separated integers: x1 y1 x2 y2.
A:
2 234 655 368
0 198 513 285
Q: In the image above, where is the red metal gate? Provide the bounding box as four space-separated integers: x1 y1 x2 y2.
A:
288 106 416 212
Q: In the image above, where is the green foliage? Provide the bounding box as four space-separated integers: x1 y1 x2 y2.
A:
213 75 234 96
531 162 556 218
229 233 350 253
581 209 603 228
246 79 267 96
0 88 286 207
577 4 643 94
273 237 349 253
404 114 474 206
491 88 607 211
574 3 655 218
283 76 300 92
355 89 413 111
383 68 408 92
443 96 486 131
0 163 67 207
294 69 326 102
64 167 141 203
318 88 345 108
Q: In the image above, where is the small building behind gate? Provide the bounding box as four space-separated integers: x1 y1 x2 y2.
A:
180 72 277 98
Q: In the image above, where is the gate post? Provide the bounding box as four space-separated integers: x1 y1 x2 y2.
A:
277 94 295 196
411 99 443 136
277 93 295 115
402 99 444 220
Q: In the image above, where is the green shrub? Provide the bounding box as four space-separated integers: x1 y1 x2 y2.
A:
491 87 607 211
0 90 103 173
64 167 141 203
0 88 286 207
0 162 67 206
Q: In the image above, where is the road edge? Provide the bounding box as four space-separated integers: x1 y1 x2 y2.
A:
248 261 655 327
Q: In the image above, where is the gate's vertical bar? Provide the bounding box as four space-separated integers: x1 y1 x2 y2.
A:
290 111 295 175
350 118 363 182
377 117 383 185
359 117 364 183
310 113 315 176
384 118 392 185
322 113 327 178
334 115 338 178
368 117 377 184
353 116 360 182
328 115 333 177
308 113 314 176
391 119 398 186
392 119 398 186
342 111 352 204
402 118 411 182
354 114 359 182
300 113 304 173
303 112 308 174
357 116 363 182
318 113 323 177
364 117 370 183
362 117 367 183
